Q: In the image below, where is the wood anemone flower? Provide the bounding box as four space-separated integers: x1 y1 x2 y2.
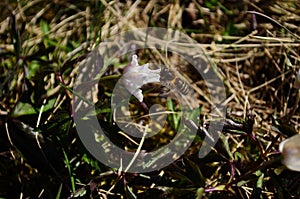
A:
122 55 161 102
279 134 300 172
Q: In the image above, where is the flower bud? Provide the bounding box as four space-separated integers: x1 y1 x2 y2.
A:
279 134 300 172
295 69 300 89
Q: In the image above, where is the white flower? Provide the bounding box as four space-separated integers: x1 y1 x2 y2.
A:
279 134 300 172
122 55 161 102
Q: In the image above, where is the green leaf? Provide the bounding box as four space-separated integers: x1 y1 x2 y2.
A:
184 158 205 186
237 180 249 187
62 147 76 193
12 102 36 116
256 172 264 188
166 98 181 131
81 154 101 172
55 183 63 199
40 20 50 36
27 60 40 79
214 185 226 191
12 98 56 117
234 151 245 162
196 187 204 199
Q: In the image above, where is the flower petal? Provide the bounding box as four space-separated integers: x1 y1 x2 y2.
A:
122 55 161 102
